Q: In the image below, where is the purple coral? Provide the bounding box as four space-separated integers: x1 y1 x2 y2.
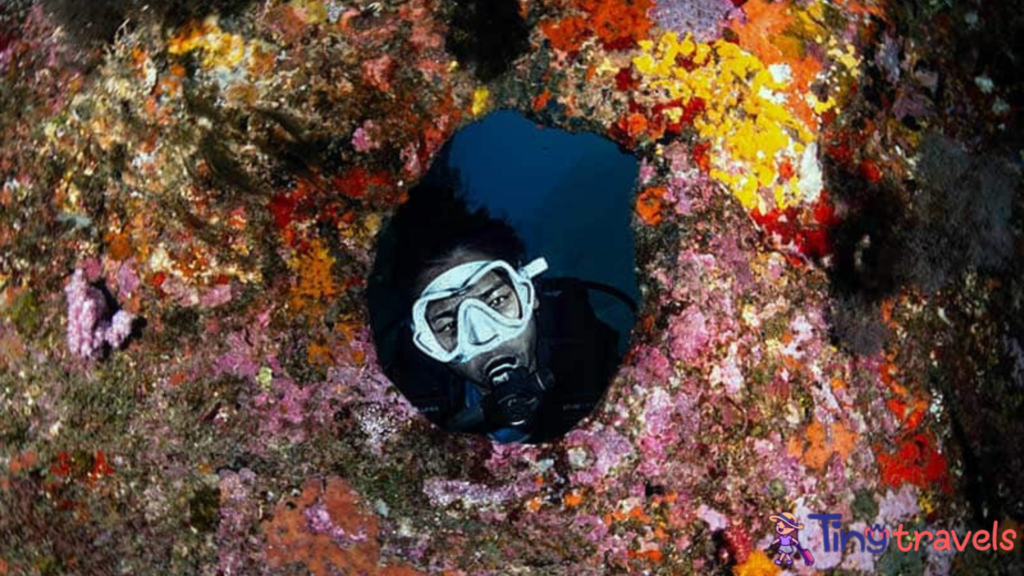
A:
252 376 312 445
217 468 267 575
564 426 634 485
667 307 710 362
64 268 135 360
303 502 369 545
651 0 736 43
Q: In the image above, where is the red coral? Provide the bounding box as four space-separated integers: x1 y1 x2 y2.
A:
777 159 795 180
540 16 590 54
615 67 638 91
723 521 752 565
859 159 883 184
692 141 711 173
875 432 953 494
751 191 838 260
332 168 371 199
85 451 115 487
269 179 317 230
581 0 654 50
680 97 706 126
542 0 654 54
50 451 72 477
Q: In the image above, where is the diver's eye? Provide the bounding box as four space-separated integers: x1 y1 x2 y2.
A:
436 321 456 335
488 294 508 309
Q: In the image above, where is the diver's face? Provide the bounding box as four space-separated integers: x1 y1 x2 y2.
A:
416 249 538 387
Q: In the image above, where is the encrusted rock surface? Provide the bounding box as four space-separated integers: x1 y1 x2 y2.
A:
1 0 1021 574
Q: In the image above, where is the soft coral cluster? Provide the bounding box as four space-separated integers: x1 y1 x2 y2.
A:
261 476 426 576
541 0 655 54
64 268 134 360
651 0 736 42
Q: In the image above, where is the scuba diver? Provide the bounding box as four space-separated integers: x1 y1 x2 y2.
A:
368 161 636 444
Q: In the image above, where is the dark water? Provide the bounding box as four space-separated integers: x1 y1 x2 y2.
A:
443 110 641 347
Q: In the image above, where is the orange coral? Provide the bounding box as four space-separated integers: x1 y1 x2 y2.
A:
730 0 826 127
540 0 654 54
636 186 665 226
628 548 663 563
791 419 859 470
540 16 590 54
104 227 133 261
533 89 554 111
7 451 36 474
619 112 649 139
333 321 367 365
288 239 340 318
307 341 333 367
262 476 426 576
733 550 781 576
879 352 930 431
564 490 584 508
581 0 653 50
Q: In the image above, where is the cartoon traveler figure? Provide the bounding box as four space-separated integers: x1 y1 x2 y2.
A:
770 512 814 566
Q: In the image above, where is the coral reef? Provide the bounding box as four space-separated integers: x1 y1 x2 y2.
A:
1 0 1022 575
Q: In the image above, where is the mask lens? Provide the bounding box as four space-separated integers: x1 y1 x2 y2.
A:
485 269 523 320
425 296 459 352
424 269 523 352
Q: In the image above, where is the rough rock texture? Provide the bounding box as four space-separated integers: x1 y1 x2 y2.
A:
0 0 1022 575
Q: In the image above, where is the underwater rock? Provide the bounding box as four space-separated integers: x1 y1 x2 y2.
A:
1 0 1022 574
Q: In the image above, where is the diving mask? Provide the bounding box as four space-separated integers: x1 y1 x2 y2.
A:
411 257 548 363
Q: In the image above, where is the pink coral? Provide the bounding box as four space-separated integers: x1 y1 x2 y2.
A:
637 387 698 478
116 260 141 299
565 425 634 485
696 504 729 532
352 120 381 153
217 468 267 575
361 54 394 91
214 307 274 379
667 307 710 362
304 501 369 545
253 376 312 445
876 484 920 526
634 344 673 383
199 283 233 308
64 268 135 360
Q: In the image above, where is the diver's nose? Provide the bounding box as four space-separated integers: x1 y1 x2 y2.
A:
464 307 498 345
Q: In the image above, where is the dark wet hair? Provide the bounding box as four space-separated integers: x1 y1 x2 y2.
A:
369 151 525 312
